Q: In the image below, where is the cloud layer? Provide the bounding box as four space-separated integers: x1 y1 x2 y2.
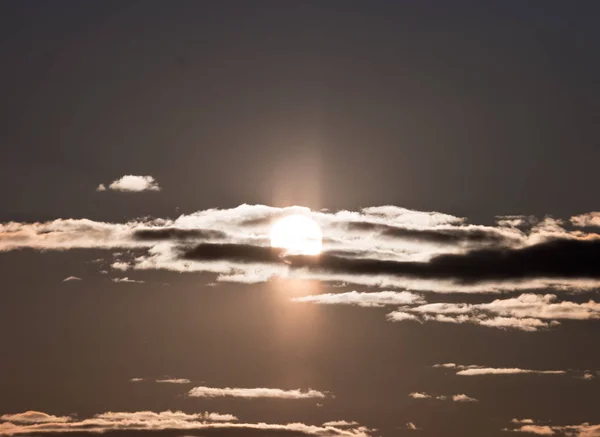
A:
0 410 370 437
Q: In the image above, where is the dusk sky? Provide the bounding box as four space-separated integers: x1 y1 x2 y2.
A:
1 2 600 437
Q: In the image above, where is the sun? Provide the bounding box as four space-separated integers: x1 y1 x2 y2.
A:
270 214 323 255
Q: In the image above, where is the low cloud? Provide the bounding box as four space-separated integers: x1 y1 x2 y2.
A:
0 410 370 437
62 276 82 282
188 386 328 400
452 394 478 402
99 175 161 192
130 378 144 382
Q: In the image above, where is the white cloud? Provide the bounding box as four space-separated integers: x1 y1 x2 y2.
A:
406 422 420 431
3 204 600 297
322 421 359 427
386 312 420 322
188 386 328 399
156 378 191 384
105 175 161 192
571 212 600 228
433 364 565 376
409 392 431 399
506 419 600 436
0 410 371 437
130 378 144 382
409 392 478 402
452 394 478 402
62 276 82 282
111 261 130 271
386 293 600 332
292 291 424 307
0 412 70 424
112 277 144 284
96 184 106 192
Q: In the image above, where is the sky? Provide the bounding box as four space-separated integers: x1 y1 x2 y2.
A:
1 2 600 437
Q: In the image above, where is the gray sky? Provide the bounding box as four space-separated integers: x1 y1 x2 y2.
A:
1 2 600 437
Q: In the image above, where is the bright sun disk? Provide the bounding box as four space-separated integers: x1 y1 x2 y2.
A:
270 214 323 255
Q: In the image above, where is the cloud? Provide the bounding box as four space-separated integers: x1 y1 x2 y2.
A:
62 276 82 282
457 367 565 376
406 422 420 431
451 394 478 402
156 378 191 384
409 392 478 402
571 212 600 228
322 421 359 427
292 291 424 307
409 392 431 399
188 386 328 399
130 378 144 382
4 204 600 295
505 419 600 436
432 364 565 376
100 175 161 192
385 293 600 331
0 412 70 424
0 410 370 437
112 277 145 284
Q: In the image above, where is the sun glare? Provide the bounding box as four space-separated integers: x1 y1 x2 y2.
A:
270 214 323 255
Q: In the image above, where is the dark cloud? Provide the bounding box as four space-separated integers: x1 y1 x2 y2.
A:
133 228 227 241
340 221 515 245
181 243 283 264
181 238 600 284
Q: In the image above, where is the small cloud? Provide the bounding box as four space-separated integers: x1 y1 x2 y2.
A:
406 422 420 431
452 394 478 402
99 175 161 192
111 262 130 271
512 419 536 424
583 372 595 380
130 378 144 382
409 392 432 399
156 378 191 384
62 276 82 282
112 277 144 284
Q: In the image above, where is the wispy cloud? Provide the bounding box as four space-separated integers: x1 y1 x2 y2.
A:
292 291 424 307
112 277 144 284
409 392 478 402
433 364 566 376
156 378 191 384
0 410 370 437
505 419 600 436
322 421 359 427
188 386 328 399
62 276 82 282
0 412 70 424
385 293 600 332
98 175 161 192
